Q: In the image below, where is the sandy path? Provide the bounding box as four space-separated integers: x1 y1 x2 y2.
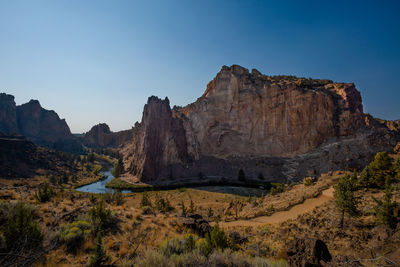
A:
218 187 334 227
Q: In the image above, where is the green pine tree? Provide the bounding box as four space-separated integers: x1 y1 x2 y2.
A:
334 174 358 228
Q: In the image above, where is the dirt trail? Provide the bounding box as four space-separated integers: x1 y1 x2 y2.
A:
218 187 334 227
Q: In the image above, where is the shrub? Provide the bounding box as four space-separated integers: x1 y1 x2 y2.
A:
134 248 289 267
89 201 115 235
203 223 230 256
179 200 187 216
0 201 43 252
103 190 124 206
135 249 173 267
35 183 55 203
49 175 57 185
303 177 314 186
59 220 91 252
160 234 198 256
189 197 196 213
270 183 285 195
155 194 174 213
140 192 152 208
207 207 214 218
89 231 109 267
177 187 186 193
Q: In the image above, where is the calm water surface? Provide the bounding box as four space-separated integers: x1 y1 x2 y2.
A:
76 167 131 194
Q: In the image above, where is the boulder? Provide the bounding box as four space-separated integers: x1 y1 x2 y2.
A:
177 213 211 237
286 237 332 267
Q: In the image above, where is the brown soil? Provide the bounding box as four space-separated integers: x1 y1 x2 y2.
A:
218 187 334 227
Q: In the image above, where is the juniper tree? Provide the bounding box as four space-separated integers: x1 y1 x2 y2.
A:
112 158 124 178
334 174 358 228
360 152 394 188
88 230 109 267
373 178 397 229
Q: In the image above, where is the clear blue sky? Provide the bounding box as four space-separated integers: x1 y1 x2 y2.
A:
1 0 399 133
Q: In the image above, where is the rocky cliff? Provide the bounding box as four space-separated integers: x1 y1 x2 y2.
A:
181 65 365 158
122 65 400 183
122 97 190 181
83 123 134 148
0 93 81 152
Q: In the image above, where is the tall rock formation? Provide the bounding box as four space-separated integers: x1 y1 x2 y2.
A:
122 97 190 181
122 65 399 183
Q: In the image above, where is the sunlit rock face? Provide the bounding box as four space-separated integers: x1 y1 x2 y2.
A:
122 65 399 182
181 65 365 158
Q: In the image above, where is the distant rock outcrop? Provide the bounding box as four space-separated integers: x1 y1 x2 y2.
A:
16 99 74 145
0 93 81 152
121 65 400 183
83 123 133 148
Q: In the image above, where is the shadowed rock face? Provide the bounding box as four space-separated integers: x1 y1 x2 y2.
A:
83 123 133 148
122 65 399 182
0 93 79 152
16 100 74 145
123 97 190 181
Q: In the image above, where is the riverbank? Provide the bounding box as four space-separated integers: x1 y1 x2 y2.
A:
105 176 274 193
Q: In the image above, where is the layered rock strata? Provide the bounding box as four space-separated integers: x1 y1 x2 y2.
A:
122 65 400 183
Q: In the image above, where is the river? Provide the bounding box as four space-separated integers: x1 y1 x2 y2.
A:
75 167 131 194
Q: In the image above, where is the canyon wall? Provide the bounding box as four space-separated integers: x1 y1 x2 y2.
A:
122 65 399 183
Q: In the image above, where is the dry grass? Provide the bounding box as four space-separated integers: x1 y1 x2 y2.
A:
1 170 399 266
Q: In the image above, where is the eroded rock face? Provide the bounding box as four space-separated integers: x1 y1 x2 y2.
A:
121 65 400 182
83 123 133 148
123 96 190 181
181 65 364 158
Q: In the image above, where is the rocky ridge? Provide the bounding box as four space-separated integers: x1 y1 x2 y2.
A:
82 123 134 148
0 93 80 152
121 65 400 182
